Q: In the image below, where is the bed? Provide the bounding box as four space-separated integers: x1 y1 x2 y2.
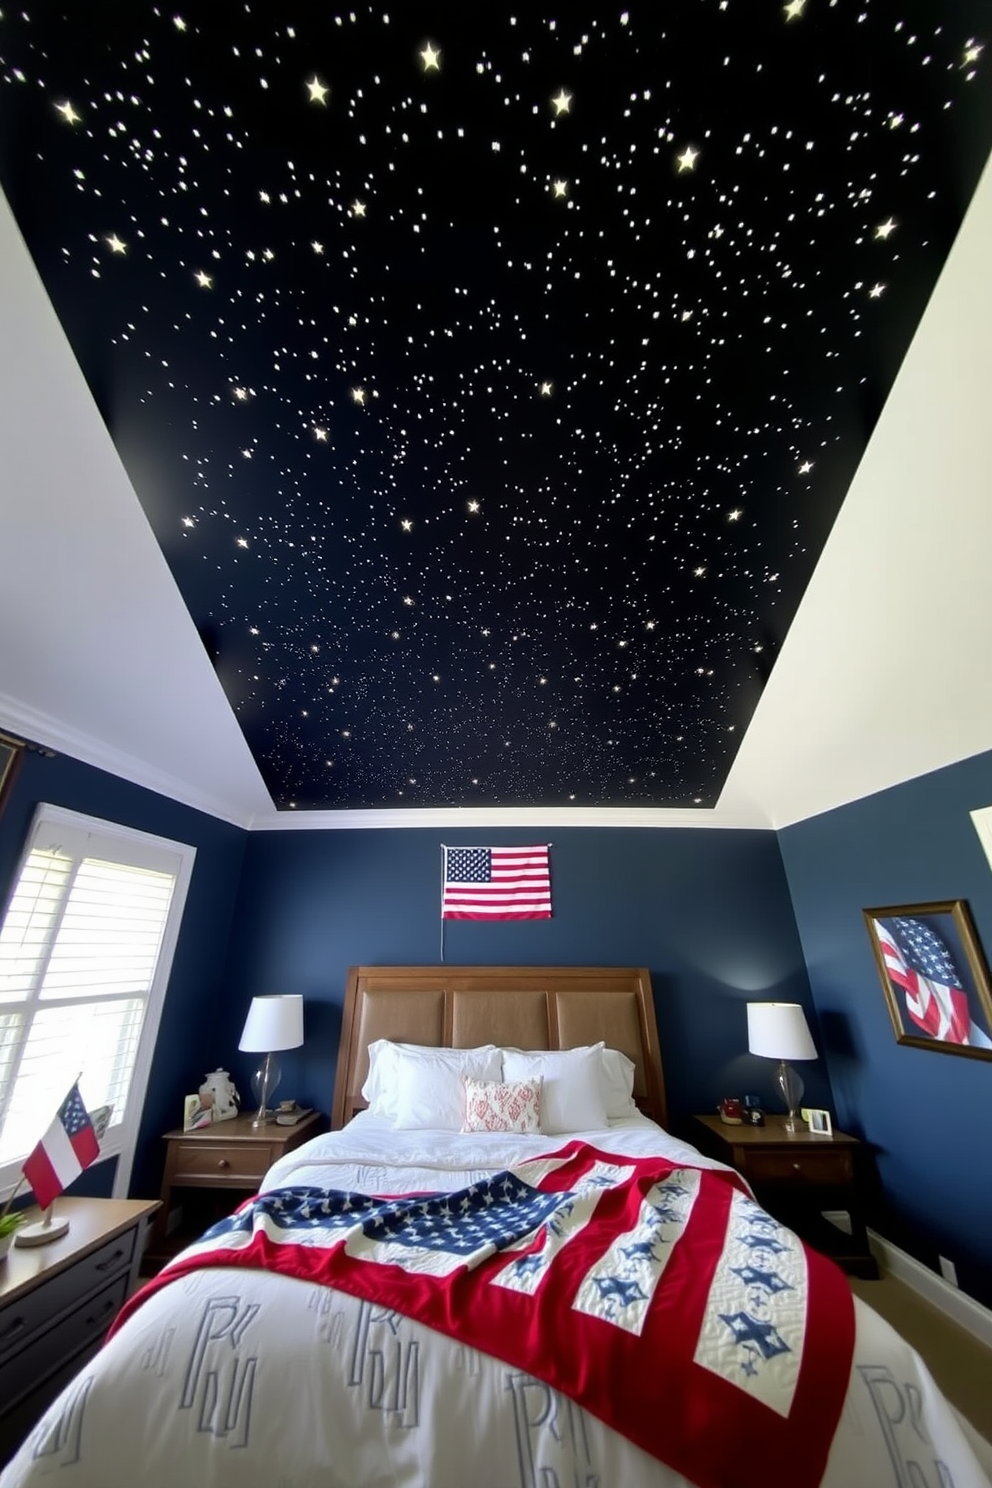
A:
1 964 990 1488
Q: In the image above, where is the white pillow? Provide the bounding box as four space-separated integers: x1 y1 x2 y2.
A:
599 1047 638 1118
502 1046 609 1134
361 1041 502 1127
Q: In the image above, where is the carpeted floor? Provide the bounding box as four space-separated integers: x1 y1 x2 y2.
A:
852 1273 992 1446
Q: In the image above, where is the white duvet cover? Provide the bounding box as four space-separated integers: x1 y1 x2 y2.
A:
2 1113 989 1488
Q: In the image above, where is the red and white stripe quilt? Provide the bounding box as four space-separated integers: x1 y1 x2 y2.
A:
114 1142 854 1488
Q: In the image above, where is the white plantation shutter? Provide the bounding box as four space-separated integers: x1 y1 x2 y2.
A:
0 805 195 1200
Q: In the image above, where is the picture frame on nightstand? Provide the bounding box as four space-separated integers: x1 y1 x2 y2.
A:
807 1108 832 1136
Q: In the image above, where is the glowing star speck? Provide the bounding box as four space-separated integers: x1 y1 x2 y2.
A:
467 500 480 513
869 282 885 298
875 219 896 240
539 381 553 396
194 270 212 288
401 519 413 531
676 145 699 173
55 101 81 124
314 427 328 440
420 41 441 72
173 15 187 30
552 179 568 198
311 241 324 254
236 537 249 548
105 234 127 254
783 0 806 18
351 387 366 406
728 509 742 521
962 43 983 67
798 460 814 474
693 566 706 577
233 387 249 401
351 200 367 217
551 89 572 116
306 77 330 105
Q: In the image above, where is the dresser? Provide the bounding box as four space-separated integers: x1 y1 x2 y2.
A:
693 1113 879 1277
0 1197 159 1465
144 1109 324 1271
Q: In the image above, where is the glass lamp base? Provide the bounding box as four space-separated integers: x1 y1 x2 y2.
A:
776 1060 805 1132
250 1052 282 1126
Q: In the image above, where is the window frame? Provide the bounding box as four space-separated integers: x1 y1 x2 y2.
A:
0 802 195 1201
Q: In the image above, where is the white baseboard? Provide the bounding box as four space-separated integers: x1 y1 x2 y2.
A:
868 1228 992 1353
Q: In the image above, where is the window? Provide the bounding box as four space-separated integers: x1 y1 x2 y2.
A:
0 804 195 1200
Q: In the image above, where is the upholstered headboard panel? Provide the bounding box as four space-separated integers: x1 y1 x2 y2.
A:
332 965 667 1129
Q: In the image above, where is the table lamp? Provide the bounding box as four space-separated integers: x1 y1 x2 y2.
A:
238 995 304 1127
746 1002 817 1133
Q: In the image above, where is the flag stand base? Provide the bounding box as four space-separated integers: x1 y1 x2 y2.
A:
15 1210 70 1246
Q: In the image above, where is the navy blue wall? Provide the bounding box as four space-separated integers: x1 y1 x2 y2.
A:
216 826 829 1139
779 749 992 1309
0 746 247 1203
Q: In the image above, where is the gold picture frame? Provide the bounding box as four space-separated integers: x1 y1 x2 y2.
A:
0 732 24 820
863 900 992 1062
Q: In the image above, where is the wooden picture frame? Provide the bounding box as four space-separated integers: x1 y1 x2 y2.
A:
863 900 992 1061
0 732 24 820
807 1108 832 1136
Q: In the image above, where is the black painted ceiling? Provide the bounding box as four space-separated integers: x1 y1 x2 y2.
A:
1 3 989 811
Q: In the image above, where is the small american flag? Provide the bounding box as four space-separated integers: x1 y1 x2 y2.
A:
442 845 551 919
22 1082 101 1211
877 917 970 1043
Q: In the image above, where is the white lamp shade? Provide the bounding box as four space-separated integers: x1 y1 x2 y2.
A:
238 995 304 1053
746 1002 817 1061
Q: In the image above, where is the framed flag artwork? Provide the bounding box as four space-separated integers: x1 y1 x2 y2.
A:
863 900 992 1062
0 731 23 821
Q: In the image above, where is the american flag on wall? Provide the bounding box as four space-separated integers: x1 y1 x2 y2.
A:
442 845 551 919
876 916 972 1043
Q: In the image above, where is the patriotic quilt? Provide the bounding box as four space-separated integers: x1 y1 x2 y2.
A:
3 1118 990 1488
113 1143 852 1488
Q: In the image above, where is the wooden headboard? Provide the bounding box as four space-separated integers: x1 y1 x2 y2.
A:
332 965 667 1130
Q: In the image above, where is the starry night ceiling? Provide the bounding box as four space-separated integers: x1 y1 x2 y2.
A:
1 4 989 812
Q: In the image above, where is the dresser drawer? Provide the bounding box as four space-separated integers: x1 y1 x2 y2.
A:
0 1227 135 1364
745 1149 854 1186
172 1140 270 1185
0 1273 127 1413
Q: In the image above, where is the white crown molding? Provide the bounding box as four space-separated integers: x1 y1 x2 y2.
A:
0 692 256 831
249 802 773 831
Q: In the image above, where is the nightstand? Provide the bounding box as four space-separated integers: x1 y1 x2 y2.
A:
692 1114 879 1278
0 1197 159 1464
144 1109 324 1271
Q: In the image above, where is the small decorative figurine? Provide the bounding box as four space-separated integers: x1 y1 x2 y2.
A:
197 1069 240 1123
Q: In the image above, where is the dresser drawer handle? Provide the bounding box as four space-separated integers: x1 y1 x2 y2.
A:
95 1248 125 1272
218 1158 230 1169
0 1316 27 1344
86 1297 118 1329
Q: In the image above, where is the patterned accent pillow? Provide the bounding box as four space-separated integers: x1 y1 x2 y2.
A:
461 1076 542 1134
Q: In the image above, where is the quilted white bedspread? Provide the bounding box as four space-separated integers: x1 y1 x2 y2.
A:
1 1114 989 1488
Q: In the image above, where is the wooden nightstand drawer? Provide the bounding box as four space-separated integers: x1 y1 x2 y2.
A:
0 1198 159 1464
0 1228 135 1363
172 1141 271 1185
0 1274 127 1413
745 1149 853 1187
